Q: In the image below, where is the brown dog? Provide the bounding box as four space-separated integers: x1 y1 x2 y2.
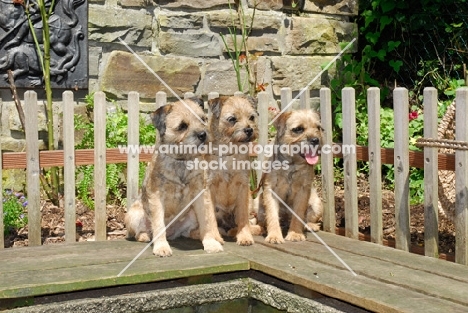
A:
125 98 224 256
206 95 261 246
259 109 323 243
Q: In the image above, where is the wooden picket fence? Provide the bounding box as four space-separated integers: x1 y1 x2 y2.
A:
0 87 467 266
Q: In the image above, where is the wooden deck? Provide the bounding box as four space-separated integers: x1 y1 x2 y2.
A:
1 233 468 312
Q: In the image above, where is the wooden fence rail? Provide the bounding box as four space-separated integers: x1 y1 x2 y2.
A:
0 87 467 265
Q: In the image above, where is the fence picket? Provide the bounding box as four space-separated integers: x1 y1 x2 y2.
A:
393 87 410 251
127 92 140 211
300 88 309 109
94 92 107 241
63 91 76 244
257 91 269 181
367 87 383 245
319 88 335 233
281 87 292 112
342 87 358 239
155 91 167 144
25 91 41 246
423 87 439 258
455 87 468 265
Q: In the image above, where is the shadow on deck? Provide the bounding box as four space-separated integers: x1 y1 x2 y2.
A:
1 232 468 312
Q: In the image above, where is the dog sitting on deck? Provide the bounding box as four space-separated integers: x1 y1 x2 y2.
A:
125 98 224 257
206 95 263 246
258 109 323 243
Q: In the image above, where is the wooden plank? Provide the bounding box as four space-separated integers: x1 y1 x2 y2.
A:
319 88 335 233
254 235 468 309
155 91 166 144
0 240 249 299
455 87 468 265
280 87 292 111
393 87 410 251
367 87 383 245
230 239 468 313
63 91 76 244
0 145 457 171
94 92 107 241
423 87 439 258
342 87 358 239
126 92 140 211
25 91 41 247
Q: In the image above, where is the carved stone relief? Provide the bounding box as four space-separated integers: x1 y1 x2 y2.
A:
0 0 88 89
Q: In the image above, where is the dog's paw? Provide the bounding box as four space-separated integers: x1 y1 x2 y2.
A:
136 232 151 242
153 242 173 257
250 224 264 236
306 222 321 232
203 238 224 253
265 234 285 244
285 231 306 242
236 232 254 246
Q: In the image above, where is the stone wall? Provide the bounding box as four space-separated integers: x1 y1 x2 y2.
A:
90 0 357 104
0 0 357 154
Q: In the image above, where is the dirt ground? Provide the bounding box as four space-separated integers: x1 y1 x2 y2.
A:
4 177 456 259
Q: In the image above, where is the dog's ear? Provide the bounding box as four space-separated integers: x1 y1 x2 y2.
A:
273 111 291 139
151 104 172 136
188 97 205 111
245 95 258 111
208 96 229 119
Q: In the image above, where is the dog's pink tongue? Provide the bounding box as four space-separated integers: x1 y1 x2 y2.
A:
305 151 319 165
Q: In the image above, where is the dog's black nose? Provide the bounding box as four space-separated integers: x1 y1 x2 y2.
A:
310 137 320 146
198 131 207 142
244 127 253 137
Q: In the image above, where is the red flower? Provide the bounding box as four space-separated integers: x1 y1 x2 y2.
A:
238 54 246 63
409 111 418 121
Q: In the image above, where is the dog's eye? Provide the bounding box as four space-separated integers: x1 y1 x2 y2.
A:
292 126 304 134
249 115 255 121
227 116 237 124
177 122 188 131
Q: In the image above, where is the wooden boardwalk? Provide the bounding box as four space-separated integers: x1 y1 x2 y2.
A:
1 233 468 312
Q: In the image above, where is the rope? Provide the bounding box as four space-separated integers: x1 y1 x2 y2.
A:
415 138 468 150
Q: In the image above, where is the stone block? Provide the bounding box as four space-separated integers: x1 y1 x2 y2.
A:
89 5 153 47
158 11 204 29
247 0 283 11
199 60 249 95
270 56 335 95
304 0 358 16
158 0 229 9
100 51 201 100
118 0 150 7
284 16 357 55
208 9 283 30
159 31 223 57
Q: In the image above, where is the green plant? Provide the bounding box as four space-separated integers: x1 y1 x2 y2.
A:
75 93 156 209
219 0 259 96
3 190 28 235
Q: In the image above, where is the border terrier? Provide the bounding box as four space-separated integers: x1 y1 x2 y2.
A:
206 95 261 246
125 98 224 256
258 109 323 243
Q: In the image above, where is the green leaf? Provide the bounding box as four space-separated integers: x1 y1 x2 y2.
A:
387 40 401 52
381 1 396 13
389 59 403 73
380 16 392 31
365 32 381 45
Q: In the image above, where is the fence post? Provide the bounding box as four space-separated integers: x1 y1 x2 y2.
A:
63 91 76 244
455 87 468 265
94 91 107 241
300 88 309 109
155 91 167 144
127 92 140 211
320 88 335 233
393 87 410 251
423 87 439 258
342 87 358 239
25 91 41 246
367 87 383 245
